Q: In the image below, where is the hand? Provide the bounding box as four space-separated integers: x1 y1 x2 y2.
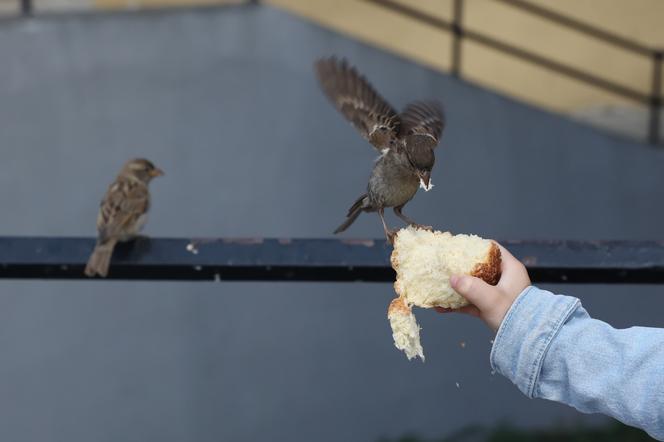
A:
435 244 531 332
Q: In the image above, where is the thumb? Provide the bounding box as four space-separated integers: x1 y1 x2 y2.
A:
450 274 499 311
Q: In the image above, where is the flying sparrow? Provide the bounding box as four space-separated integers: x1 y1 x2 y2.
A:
314 56 445 243
84 158 164 277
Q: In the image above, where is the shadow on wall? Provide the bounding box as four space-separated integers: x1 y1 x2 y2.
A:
378 420 655 442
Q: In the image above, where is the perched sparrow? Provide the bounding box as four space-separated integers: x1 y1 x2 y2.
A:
315 56 445 243
84 158 164 277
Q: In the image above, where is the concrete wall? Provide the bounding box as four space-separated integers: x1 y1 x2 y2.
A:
0 5 663 441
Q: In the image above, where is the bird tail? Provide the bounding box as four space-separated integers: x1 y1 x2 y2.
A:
84 239 118 278
334 194 368 234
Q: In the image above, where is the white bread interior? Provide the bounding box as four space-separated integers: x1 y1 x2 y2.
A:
387 297 424 361
388 226 501 361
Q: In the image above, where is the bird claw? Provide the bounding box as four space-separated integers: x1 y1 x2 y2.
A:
386 229 398 245
410 223 433 231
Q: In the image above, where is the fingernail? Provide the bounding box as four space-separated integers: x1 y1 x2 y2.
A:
453 275 472 293
450 275 460 288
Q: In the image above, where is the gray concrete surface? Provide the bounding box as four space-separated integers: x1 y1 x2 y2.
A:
0 4 663 441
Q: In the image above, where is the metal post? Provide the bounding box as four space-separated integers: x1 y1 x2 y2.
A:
649 51 663 146
20 0 32 16
450 0 463 77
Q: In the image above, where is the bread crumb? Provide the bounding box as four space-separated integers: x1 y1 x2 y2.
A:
388 298 424 362
419 178 434 191
186 243 199 255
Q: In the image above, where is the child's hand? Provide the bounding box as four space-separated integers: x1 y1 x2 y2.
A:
435 244 531 332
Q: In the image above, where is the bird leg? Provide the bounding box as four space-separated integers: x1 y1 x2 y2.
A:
394 205 432 231
379 208 397 244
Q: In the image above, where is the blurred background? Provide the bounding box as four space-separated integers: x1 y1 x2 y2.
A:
0 0 663 440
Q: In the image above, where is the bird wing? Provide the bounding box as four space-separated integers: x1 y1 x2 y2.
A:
399 101 445 148
315 57 400 151
97 178 149 243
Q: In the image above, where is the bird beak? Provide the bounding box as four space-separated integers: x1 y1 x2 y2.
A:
150 168 165 177
418 171 433 191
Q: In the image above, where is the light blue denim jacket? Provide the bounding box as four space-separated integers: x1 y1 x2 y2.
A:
491 286 664 441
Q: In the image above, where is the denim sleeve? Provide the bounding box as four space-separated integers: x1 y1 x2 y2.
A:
490 286 664 441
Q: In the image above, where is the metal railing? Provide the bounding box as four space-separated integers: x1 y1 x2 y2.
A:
366 0 663 146
1 237 664 284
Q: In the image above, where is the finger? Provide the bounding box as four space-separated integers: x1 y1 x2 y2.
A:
496 243 531 292
497 243 522 270
450 274 500 312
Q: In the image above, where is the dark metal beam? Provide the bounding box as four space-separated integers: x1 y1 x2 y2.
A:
1 237 664 284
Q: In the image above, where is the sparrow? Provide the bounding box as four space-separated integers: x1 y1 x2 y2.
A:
84 158 164 277
314 56 445 243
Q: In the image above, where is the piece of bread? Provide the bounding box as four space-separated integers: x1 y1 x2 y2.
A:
388 297 425 361
387 226 501 361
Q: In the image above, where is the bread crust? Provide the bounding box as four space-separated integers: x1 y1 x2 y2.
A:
470 241 502 285
387 296 411 317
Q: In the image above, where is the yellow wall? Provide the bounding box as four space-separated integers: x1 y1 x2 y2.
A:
266 0 664 140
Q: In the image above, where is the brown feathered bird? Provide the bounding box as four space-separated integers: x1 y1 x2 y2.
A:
314 56 445 243
84 158 164 277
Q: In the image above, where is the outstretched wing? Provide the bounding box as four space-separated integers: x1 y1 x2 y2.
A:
315 56 400 151
399 101 445 148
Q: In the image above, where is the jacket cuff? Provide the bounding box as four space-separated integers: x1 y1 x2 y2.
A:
490 286 580 398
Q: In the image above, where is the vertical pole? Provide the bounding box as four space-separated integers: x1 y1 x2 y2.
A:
20 0 32 16
649 51 662 146
451 0 463 77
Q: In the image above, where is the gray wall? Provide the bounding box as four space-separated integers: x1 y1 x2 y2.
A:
0 5 663 441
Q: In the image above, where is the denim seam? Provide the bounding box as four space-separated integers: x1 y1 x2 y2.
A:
525 298 581 398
